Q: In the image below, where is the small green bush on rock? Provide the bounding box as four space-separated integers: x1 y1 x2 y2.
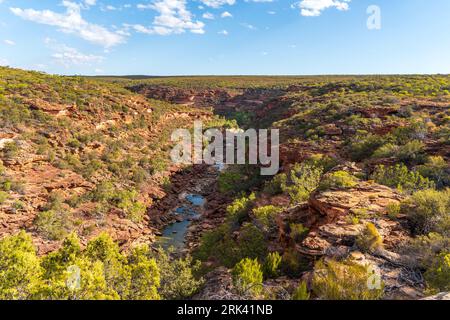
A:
356 223 383 253
319 171 358 190
232 258 263 296
312 259 384 300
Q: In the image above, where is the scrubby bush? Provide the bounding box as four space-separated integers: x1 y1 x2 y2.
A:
356 223 383 253
424 252 450 294
263 173 287 195
84 232 130 297
401 189 450 235
0 231 43 299
194 222 267 268
292 281 310 300
347 134 386 161
0 191 7 204
1 141 19 160
252 205 282 232
153 249 203 300
289 223 309 243
218 171 243 193
114 189 146 223
126 245 161 300
373 140 427 164
400 233 450 269
395 140 426 164
386 202 401 220
281 163 323 204
232 258 263 296
281 248 310 277
237 224 268 263
40 233 119 300
226 193 255 225
312 259 384 300
394 120 428 144
417 156 449 188
263 252 282 278
319 171 358 190
371 164 435 193
305 154 338 172
34 210 73 241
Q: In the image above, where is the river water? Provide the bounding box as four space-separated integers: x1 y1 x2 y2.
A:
154 194 206 251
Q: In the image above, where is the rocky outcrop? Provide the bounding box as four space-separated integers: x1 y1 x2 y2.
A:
308 181 404 224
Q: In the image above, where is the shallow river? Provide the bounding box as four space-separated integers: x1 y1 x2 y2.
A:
154 194 206 251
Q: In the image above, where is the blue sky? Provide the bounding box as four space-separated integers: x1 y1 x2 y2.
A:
1 0 450 75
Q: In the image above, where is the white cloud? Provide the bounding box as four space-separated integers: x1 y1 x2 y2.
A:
10 1 125 47
4 39 15 45
45 38 104 67
103 5 117 11
202 12 215 20
267 11 276 15
293 0 351 17
0 58 8 66
200 0 235 9
84 0 97 6
241 22 256 30
132 0 205 35
218 30 228 35
221 11 232 18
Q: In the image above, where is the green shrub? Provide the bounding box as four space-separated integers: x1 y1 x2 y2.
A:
305 154 338 173
91 181 115 201
393 120 428 144
263 252 282 278
372 143 398 159
281 248 310 277
386 202 401 220
401 189 450 235
424 252 450 294
218 171 243 193
114 189 146 223
194 222 267 268
312 259 384 300
289 223 309 243
232 258 263 296
347 134 386 161
34 210 73 240
252 205 282 232
371 164 435 193
281 163 323 204
401 233 450 269
237 224 268 263
0 231 43 299
226 193 255 225
1 141 19 160
153 249 203 300
417 156 449 188
356 223 383 253
0 161 5 174
395 140 426 164
319 171 358 190
0 191 7 204
292 281 310 300
263 173 287 195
